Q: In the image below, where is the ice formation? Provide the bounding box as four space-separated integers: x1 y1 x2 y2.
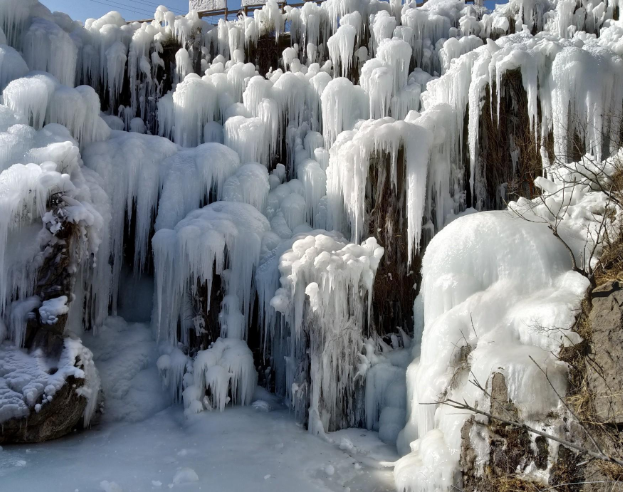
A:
3 74 111 144
267 232 384 431
82 316 169 422
153 201 271 346
0 117 107 339
0 0 622 490
394 174 610 491
182 337 257 414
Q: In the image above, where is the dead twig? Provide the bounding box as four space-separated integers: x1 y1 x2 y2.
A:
427 398 623 467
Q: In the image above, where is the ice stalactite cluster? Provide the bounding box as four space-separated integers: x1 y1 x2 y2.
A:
0 0 622 488
325 117 433 258
81 132 178 311
421 26 623 207
182 338 257 414
0 105 103 427
152 201 271 415
394 169 614 491
0 0 620 139
268 232 384 432
0 114 107 340
153 201 272 346
2 73 110 144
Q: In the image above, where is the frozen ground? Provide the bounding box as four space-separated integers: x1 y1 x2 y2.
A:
0 308 396 492
0 394 396 492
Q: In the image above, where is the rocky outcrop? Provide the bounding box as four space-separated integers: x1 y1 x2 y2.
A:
459 279 623 491
587 280 623 424
24 197 79 359
1 197 99 444
473 68 544 209
0 375 88 444
460 373 551 492
368 148 418 335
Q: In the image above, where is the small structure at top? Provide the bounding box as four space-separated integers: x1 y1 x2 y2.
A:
189 0 226 11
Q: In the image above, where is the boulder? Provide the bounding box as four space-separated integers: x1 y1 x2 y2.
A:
0 375 87 444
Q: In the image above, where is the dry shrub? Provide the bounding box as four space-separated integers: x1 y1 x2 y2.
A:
597 460 623 482
594 225 623 286
484 474 542 492
475 68 544 209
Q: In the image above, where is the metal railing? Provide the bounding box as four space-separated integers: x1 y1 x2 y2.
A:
131 0 474 23
132 1 317 23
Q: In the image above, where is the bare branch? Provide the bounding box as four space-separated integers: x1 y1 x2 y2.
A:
528 355 607 459
430 397 623 467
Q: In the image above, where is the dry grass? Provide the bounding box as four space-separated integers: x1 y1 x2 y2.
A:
594 225 623 286
476 68 544 209
597 461 623 482
558 295 596 422
483 474 543 492
366 146 419 335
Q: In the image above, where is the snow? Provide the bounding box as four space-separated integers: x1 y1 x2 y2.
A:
172 467 199 484
38 296 69 325
99 480 123 492
0 337 99 426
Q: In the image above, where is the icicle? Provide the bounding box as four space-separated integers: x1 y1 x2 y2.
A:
270 232 384 432
327 24 357 78
183 338 257 413
0 45 28 92
224 116 269 166
320 77 368 147
155 143 242 231
22 18 78 87
153 201 271 346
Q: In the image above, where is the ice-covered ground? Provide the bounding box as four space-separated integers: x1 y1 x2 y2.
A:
1 308 396 492
0 396 396 492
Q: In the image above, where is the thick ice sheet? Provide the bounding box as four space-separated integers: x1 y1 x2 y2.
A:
0 404 396 492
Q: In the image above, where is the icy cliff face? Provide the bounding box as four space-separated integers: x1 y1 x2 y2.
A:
0 0 621 488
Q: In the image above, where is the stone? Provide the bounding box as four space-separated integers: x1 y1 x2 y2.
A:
587 280 623 424
0 376 87 444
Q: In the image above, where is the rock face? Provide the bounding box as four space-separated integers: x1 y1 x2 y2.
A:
460 373 550 492
458 282 623 491
0 376 87 444
1 198 96 444
25 198 78 359
587 280 623 424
